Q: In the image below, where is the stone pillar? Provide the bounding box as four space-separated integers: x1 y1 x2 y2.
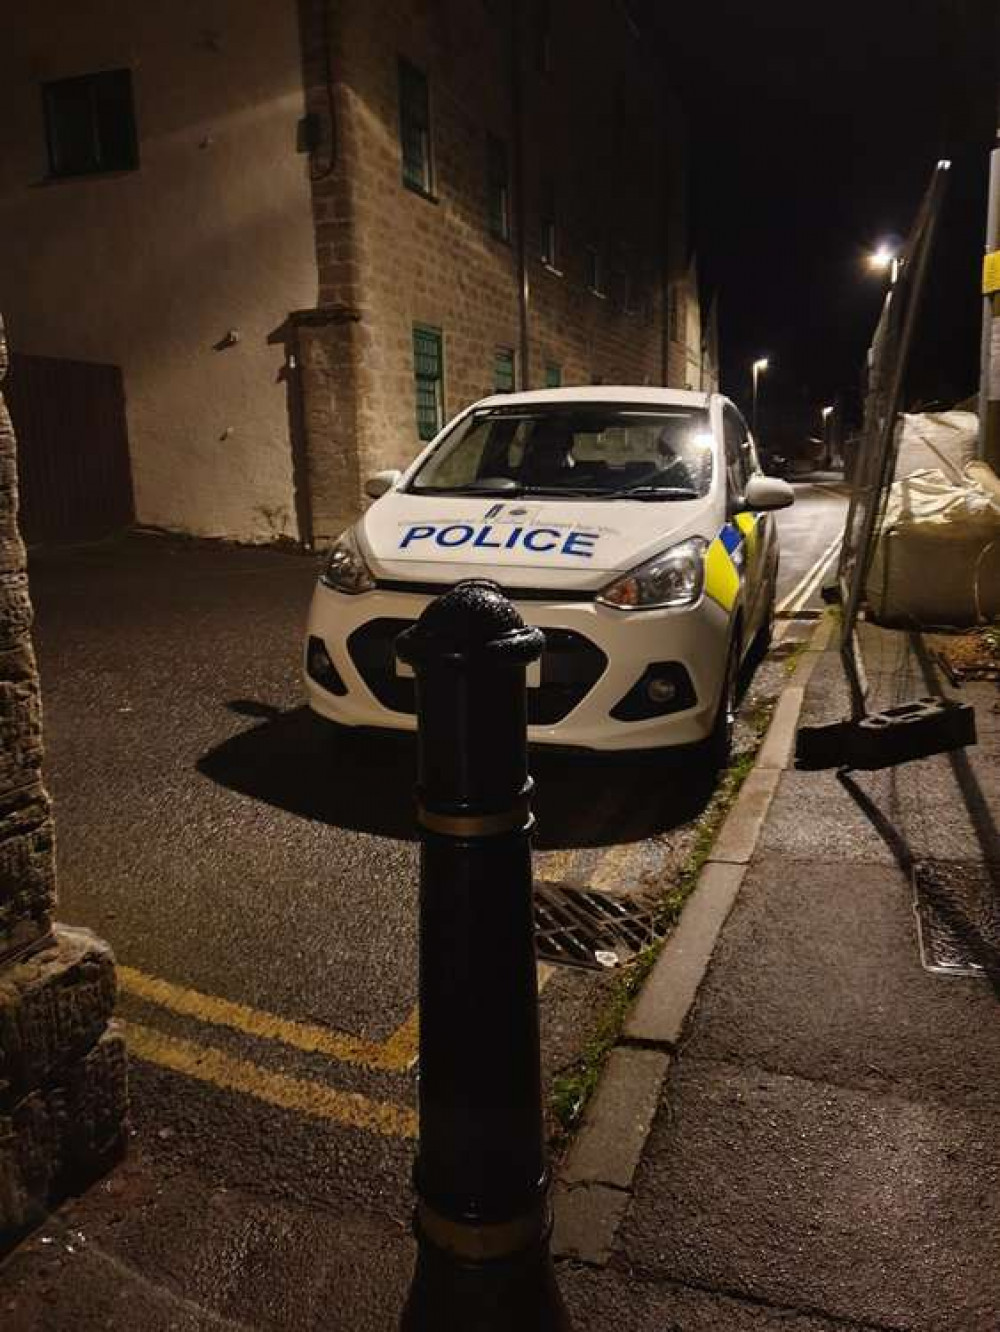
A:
0 321 127 1250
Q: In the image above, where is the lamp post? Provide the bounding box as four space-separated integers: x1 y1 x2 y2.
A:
751 357 769 438
820 404 834 470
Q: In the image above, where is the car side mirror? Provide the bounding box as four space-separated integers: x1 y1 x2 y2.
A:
737 473 795 513
365 469 402 500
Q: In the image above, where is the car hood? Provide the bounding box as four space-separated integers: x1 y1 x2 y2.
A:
358 490 718 591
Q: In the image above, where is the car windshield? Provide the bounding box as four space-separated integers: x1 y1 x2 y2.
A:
408 404 714 499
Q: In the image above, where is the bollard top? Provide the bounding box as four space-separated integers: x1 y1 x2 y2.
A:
397 580 544 670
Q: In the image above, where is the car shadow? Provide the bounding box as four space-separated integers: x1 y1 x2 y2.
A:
197 702 718 850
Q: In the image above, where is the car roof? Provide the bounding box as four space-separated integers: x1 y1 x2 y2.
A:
472 386 713 411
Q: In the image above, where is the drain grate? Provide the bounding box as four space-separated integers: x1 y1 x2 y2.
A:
533 881 664 971
912 860 1000 979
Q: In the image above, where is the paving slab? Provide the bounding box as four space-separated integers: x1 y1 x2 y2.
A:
687 858 1000 1108
560 1265 882 1331
0 1150 415 1332
619 1059 1000 1332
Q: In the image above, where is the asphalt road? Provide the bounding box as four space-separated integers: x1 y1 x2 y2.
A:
15 477 848 1322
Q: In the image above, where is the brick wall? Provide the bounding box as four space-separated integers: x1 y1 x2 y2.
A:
298 0 693 543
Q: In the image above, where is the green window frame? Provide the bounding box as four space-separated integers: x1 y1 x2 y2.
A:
544 363 562 389
487 134 510 241
398 58 432 195
494 347 516 393
413 325 444 441
42 68 139 178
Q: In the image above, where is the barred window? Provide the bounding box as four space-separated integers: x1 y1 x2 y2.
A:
398 59 432 195
487 134 510 241
413 325 444 440
43 69 138 178
545 363 562 388
494 347 516 393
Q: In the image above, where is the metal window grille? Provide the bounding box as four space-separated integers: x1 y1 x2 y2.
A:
494 347 516 393
43 69 138 178
413 326 443 440
545 363 562 388
487 135 510 240
398 59 431 194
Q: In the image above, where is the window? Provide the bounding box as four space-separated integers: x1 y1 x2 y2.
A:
585 246 604 295
413 325 444 440
540 182 557 268
545 363 562 388
409 405 714 498
42 69 138 178
398 59 432 195
494 347 516 393
723 405 752 498
487 135 510 241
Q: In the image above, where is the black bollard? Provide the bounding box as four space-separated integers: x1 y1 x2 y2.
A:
397 580 570 1331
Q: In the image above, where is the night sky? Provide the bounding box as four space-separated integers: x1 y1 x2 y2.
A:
657 0 999 433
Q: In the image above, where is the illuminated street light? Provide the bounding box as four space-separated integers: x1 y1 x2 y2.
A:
751 357 769 436
821 405 834 420
867 244 901 284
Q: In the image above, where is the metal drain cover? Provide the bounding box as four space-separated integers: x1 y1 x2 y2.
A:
912 860 1000 979
534 881 663 971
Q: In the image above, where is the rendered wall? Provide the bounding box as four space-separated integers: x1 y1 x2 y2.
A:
0 1 319 543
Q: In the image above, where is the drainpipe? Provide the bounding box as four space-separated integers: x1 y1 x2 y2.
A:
511 0 530 389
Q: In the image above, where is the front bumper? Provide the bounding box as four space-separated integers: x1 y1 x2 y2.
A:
304 582 732 751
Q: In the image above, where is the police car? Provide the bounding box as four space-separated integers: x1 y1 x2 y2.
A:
304 387 793 758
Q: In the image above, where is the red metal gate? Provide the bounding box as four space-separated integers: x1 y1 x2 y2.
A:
5 353 135 545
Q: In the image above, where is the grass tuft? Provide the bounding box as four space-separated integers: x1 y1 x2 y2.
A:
547 700 774 1153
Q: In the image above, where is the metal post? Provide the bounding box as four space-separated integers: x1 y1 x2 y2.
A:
397 581 569 1331
978 141 1000 468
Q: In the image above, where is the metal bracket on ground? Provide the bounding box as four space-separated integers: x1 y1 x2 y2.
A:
795 696 976 771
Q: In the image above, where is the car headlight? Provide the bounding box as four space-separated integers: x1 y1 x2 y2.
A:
597 537 707 610
320 527 375 594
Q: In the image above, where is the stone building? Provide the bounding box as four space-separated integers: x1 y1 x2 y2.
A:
0 0 708 548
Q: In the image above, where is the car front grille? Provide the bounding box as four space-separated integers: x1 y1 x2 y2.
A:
346 618 607 725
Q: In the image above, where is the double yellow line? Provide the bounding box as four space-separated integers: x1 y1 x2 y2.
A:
120 966 419 1138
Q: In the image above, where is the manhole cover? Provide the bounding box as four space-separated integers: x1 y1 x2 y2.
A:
534 881 664 971
912 860 1000 979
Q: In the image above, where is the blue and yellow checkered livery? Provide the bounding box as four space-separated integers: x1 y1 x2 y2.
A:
704 515 760 611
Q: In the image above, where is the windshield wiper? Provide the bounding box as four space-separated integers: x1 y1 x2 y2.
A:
599 483 699 501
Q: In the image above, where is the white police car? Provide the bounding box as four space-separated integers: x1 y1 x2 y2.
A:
304 387 793 757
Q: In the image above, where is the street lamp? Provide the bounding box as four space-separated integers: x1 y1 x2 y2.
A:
820 404 835 469
751 357 769 437
867 243 901 284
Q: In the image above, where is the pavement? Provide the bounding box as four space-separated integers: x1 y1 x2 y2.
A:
0 479 850 1327
554 621 1000 1331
